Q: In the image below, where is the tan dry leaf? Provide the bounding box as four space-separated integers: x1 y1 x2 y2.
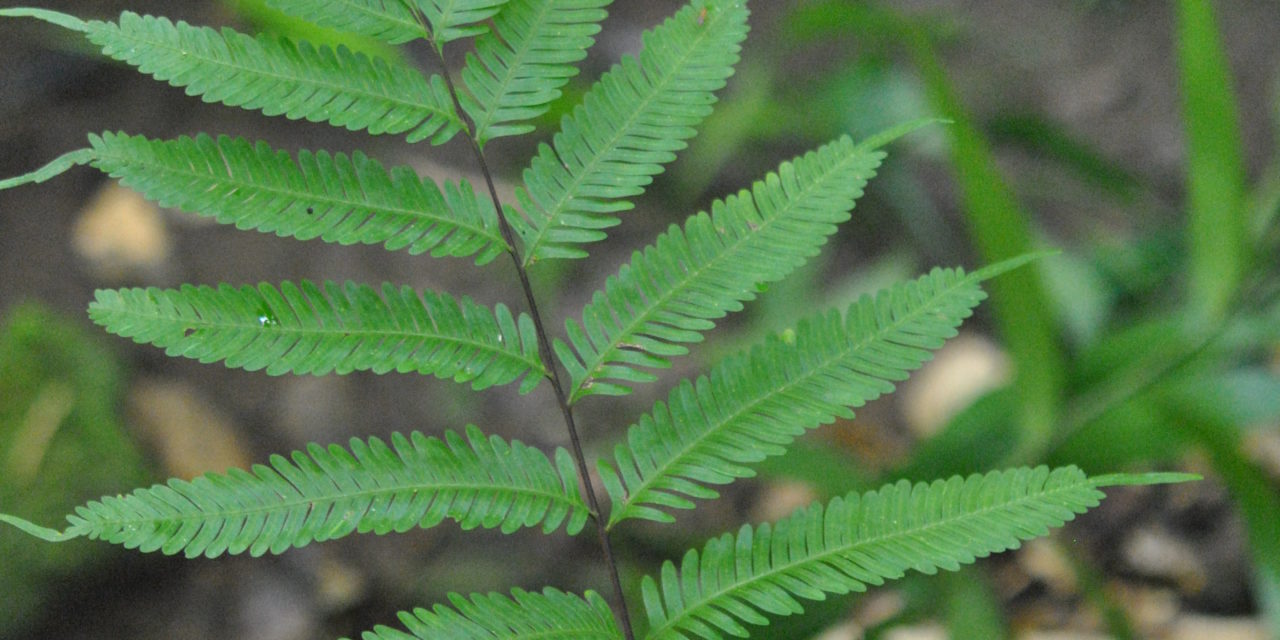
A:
900 333 1010 438
128 379 251 479
73 183 171 279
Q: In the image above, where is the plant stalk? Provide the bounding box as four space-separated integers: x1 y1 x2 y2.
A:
427 40 638 640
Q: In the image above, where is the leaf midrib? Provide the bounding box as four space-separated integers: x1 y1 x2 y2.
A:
646 474 1095 639
519 7 731 267
570 144 872 402
610 272 979 527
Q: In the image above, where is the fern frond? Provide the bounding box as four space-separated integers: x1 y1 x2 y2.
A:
640 467 1179 640
84 131 507 263
89 281 546 393
509 0 750 266
0 426 588 558
2 9 466 144
261 0 428 44
354 587 621 640
460 0 610 146
601 266 988 527
558 136 886 400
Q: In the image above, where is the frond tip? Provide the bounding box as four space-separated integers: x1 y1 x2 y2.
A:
508 0 751 265
0 426 590 558
460 0 611 146
640 466 1198 640
89 280 546 394
353 587 622 640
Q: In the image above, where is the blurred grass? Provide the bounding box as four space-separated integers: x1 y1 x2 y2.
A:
777 1 1067 460
1176 0 1249 323
942 569 1007 639
0 304 149 635
987 113 1146 205
901 24 1066 462
730 0 1279 637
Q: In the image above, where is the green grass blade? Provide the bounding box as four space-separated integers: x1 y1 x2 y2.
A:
942 570 1008 640
1177 0 1249 322
988 114 1145 203
903 25 1065 460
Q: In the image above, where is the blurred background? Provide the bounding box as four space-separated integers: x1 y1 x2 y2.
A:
1 1 1278 638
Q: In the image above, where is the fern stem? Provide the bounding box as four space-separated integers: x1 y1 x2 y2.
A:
422 29 638 640
478 140 638 640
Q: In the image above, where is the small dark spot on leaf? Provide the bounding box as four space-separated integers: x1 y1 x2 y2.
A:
305 207 315 215
182 328 196 338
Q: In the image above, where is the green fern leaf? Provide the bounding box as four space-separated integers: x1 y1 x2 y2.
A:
261 0 428 44
84 131 507 263
640 466 1180 640
261 0 513 47
460 0 610 146
419 0 514 45
88 281 546 393
0 426 588 558
509 0 749 265
1 9 466 144
600 266 990 527
558 135 886 400
354 587 621 640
